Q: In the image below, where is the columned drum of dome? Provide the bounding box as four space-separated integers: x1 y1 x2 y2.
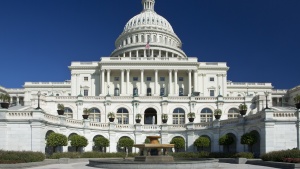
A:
111 0 187 59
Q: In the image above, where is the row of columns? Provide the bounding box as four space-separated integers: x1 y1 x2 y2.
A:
117 49 180 58
100 69 198 96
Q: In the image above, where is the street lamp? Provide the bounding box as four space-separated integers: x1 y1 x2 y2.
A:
35 91 41 110
264 91 270 110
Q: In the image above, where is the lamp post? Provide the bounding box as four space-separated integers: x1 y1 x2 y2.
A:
264 91 270 110
35 91 41 110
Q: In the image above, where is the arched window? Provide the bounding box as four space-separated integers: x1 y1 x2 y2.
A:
173 108 185 124
179 87 184 96
133 87 138 96
117 108 129 124
153 35 156 42
200 108 213 122
89 108 100 122
135 35 138 43
147 88 152 96
64 107 73 118
114 88 120 96
228 108 239 119
141 35 145 43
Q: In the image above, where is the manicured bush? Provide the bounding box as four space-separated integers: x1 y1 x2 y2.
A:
240 132 257 152
94 136 109 152
169 152 253 159
69 135 88 152
261 149 300 162
81 152 138 158
0 150 45 163
170 152 210 158
208 152 236 158
47 152 80 159
170 137 185 152
219 134 234 152
233 152 254 159
194 136 210 151
118 137 134 151
46 133 68 153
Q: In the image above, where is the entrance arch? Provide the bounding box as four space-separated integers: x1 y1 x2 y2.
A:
144 108 157 124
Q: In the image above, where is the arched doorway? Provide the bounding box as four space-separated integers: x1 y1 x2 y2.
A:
250 130 261 157
144 108 157 124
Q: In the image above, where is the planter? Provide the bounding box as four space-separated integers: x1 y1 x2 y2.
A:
214 115 221 120
162 119 168 123
296 103 300 109
82 115 89 119
109 118 115 122
57 110 64 115
239 110 247 116
0 103 9 109
188 118 194 122
135 119 141 123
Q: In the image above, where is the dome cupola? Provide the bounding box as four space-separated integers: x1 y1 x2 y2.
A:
142 0 155 11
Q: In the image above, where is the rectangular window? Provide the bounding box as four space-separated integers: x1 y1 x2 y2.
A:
133 77 138 81
146 77 152 81
114 77 119 81
84 77 88 81
160 77 165 81
209 77 214 82
84 90 88 96
179 77 184 81
210 90 215 97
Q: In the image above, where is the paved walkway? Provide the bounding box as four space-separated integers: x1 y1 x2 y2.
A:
26 162 279 169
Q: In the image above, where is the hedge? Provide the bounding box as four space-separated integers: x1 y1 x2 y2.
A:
0 150 45 164
261 149 300 162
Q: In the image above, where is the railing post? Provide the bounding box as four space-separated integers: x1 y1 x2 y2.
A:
108 122 116 153
186 123 195 152
59 115 67 126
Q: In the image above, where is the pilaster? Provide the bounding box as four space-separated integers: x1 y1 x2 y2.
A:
186 123 195 152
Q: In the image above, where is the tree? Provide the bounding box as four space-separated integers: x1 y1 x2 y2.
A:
170 137 185 152
118 137 134 158
69 135 88 152
241 132 257 153
94 136 110 152
46 133 67 153
194 136 210 151
219 134 234 152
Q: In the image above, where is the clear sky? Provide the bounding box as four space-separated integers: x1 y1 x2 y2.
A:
0 0 299 89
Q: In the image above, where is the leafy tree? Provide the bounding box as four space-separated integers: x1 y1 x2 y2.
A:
219 134 234 152
118 137 134 158
144 138 150 144
170 137 185 152
46 133 68 153
194 136 210 151
69 135 88 152
241 132 257 153
94 136 110 152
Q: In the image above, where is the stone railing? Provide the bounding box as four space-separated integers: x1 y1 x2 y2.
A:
90 122 109 129
220 118 239 126
273 111 296 118
66 119 83 127
168 96 189 100
44 114 60 124
194 122 212 129
139 96 161 100
101 57 198 62
56 96 77 100
223 97 244 100
83 96 105 100
6 111 33 119
245 113 262 121
195 97 216 101
115 124 135 130
168 124 186 130
142 125 161 130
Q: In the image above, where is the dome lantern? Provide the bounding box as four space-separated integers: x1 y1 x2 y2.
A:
142 0 155 11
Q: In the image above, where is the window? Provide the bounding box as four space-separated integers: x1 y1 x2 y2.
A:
146 77 152 81
160 77 165 81
173 108 185 124
160 87 165 96
209 77 214 82
56 94 59 96
133 87 138 96
200 108 213 122
117 108 129 124
114 77 119 81
179 77 184 81
179 87 184 96
84 90 88 96
147 88 152 96
89 108 100 122
133 77 138 81
84 77 88 81
68 93 71 96
228 108 239 119
64 107 73 118
210 90 215 97
114 88 120 96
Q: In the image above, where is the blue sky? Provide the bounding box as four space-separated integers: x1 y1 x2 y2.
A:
0 0 299 89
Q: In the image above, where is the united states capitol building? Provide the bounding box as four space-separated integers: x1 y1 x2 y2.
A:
1 0 300 155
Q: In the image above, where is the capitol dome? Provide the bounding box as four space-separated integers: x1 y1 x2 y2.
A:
110 0 187 59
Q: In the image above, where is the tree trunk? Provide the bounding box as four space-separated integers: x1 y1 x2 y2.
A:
53 146 56 154
76 146 79 152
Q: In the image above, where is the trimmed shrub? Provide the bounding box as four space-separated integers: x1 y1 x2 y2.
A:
118 137 134 150
46 133 68 153
261 149 300 162
233 152 254 159
219 134 234 152
94 136 109 152
47 152 81 159
81 152 138 158
194 136 210 151
240 132 257 153
69 135 88 152
170 137 185 152
0 150 45 163
170 152 210 159
208 152 236 158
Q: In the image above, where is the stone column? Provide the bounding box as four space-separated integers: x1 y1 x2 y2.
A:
107 69 111 94
126 69 130 95
261 109 275 154
155 70 158 96
136 50 139 58
121 69 124 95
186 123 195 152
71 73 76 96
188 70 192 96
129 51 132 58
144 50 146 57
101 70 105 95
193 70 197 92
174 70 178 95
169 70 172 95
76 74 80 95
108 123 117 152
140 69 144 95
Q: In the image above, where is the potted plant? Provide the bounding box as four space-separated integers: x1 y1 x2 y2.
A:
57 104 65 115
214 109 222 120
294 94 300 109
107 112 115 122
82 108 91 119
135 113 142 123
187 112 195 122
161 113 168 123
239 104 248 116
0 93 10 109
